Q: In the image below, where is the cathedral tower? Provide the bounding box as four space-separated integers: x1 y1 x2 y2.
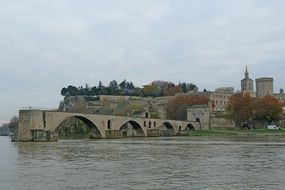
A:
241 66 254 94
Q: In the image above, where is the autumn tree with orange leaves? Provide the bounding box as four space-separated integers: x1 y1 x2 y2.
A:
252 96 283 123
227 93 253 125
227 94 283 126
166 95 208 120
165 85 183 96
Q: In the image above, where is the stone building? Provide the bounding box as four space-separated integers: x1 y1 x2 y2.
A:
188 87 234 113
211 87 234 112
256 77 273 98
241 67 255 97
275 89 285 104
241 67 253 92
187 105 210 130
187 104 235 129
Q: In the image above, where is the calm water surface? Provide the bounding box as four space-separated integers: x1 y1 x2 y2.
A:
0 136 285 190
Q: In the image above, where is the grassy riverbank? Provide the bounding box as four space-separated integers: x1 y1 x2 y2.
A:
189 128 285 137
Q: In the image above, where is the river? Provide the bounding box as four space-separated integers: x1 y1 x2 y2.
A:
0 136 285 190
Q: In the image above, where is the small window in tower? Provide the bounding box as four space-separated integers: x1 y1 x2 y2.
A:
107 120 111 130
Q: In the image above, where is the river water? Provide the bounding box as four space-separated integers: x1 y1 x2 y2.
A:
0 136 285 190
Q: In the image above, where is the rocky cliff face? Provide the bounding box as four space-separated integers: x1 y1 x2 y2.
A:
59 95 171 119
59 96 88 113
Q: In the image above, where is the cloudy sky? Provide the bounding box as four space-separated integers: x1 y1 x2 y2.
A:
1 0 285 125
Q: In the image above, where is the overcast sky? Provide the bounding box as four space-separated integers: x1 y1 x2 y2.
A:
1 0 285 125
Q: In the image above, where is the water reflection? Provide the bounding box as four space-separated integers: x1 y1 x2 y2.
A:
0 136 285 190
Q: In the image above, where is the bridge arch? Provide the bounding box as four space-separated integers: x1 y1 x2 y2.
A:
54 115 102 139
186 123 195 131
159 121 176 136
119 120 145 137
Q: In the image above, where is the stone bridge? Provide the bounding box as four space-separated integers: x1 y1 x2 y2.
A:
15 109 200 142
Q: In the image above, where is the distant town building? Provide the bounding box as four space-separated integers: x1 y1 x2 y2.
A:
256 77 273 98
188 87 234 112
241 66 255 97
187 105 210 130
274 88 285 104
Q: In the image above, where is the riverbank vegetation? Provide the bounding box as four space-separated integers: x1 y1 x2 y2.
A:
0 116 18 136
188 128 285 137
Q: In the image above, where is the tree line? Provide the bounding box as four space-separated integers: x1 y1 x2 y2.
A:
0 116 18 136
61 80 198 97
227 93 283 126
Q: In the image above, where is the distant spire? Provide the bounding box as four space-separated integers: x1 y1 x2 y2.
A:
245 66 249 78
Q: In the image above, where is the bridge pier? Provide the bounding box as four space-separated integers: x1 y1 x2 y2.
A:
105 130 123 138
147 129 160 137
14 110 45 141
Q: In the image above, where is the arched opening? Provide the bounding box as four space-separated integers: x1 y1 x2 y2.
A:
186 123 195 131
54 116 102 139
119 120 145 137
196 118 201 130
149 121 152 128
107 120 112 130
159 122 176 136
145 112 149 118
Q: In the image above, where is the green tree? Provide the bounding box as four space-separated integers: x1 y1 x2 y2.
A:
60 80 198 97
98 81 103 88
61 87 68 96
143 84 160 97
66 85 79 96
126 81 135 94
179 82 187 92
119 80 126 92
109 80 119 94
133 87 145 97
9 116 19 132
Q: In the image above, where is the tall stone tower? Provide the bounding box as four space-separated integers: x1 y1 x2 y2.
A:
241 66 254 94
256 77 273 98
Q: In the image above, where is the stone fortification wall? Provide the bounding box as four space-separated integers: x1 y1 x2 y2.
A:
99 95 143 102
210 118 235 129
59 90 234 121
59 95 172 119
59 96 87 113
